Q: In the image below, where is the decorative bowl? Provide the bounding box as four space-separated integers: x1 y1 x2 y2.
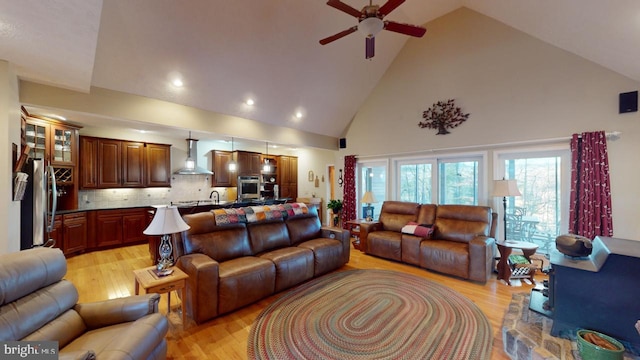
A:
577 329 624 360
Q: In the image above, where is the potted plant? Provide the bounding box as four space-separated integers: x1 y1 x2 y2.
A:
327 199 343 226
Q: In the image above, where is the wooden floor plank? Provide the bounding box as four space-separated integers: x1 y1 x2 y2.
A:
65 244 543 359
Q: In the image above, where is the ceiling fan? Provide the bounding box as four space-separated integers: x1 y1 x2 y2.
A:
319 0 427 59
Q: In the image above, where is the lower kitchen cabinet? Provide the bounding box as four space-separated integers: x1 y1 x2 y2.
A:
92 208 150 248
62 212 87 255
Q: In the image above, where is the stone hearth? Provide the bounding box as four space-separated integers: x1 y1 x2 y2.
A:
502 293 576 360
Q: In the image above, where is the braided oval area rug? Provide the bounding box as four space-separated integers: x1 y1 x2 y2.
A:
247 269 492 359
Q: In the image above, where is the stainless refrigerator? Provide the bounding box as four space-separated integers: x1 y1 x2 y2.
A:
20 159 57 250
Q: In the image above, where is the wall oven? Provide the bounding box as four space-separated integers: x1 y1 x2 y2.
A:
237 175 260 200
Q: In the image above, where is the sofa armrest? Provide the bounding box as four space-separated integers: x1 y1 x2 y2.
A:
176 253 220 324
321 226 350 244
359 221 382 253
74 294 161 330
468 236 496 283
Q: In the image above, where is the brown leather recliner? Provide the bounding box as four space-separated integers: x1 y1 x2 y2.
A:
360 201 497 283
0 247 168 359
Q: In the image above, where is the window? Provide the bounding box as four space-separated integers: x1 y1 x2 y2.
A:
438 159 479 205
496 148 570 255
359 161 387 219
396 155 483 205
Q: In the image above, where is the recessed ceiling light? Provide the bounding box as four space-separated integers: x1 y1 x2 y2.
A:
295 112 303 119
246 99 254 106
172 79 184 87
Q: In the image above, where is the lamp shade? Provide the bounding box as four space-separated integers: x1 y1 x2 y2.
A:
358 17 384 38
492 179 522 197
143 206 190 235
361 191 377 204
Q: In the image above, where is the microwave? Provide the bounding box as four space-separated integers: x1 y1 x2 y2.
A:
238 176 260 199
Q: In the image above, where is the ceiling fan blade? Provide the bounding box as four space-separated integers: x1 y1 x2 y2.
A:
366 37 375 59
378 0 405 17
319 26 358 45
326 0 363 18
384 21 427 37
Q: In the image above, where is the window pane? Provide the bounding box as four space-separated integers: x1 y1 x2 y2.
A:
360 165 386 219
439 161 478 205
504 156 562 255
399 163 432 203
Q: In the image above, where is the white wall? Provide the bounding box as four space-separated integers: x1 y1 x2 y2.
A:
344 8 640 240
0 60 22 254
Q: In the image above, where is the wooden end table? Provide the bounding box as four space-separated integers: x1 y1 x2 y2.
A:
133 266 189 323
496 240 538 286
345 219 376 251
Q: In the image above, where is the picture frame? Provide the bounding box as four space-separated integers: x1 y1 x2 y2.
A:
308 170 314 182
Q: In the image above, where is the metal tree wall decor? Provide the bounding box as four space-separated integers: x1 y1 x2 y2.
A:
419 99 470 135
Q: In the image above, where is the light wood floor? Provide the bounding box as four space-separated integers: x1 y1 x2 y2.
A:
65 244 546 359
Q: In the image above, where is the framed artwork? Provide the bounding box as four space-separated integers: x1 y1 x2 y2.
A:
308 170 314 182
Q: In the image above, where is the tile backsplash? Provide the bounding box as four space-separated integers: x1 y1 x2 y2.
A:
78 174 233 209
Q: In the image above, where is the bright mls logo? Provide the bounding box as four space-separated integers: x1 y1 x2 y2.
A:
1 341 58 359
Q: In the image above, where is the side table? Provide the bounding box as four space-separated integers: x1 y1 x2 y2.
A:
345 219 376 251
496 240 538 286
133 266 189 323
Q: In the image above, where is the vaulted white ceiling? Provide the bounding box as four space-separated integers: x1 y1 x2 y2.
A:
2 0 640 142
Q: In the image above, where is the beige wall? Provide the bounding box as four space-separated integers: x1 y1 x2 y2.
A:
344 8 640 240
0 60 22 253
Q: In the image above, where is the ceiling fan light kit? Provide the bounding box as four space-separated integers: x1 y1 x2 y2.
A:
320 0 426 59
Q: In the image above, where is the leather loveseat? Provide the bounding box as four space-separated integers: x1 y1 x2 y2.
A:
360 201 497 283
0 247 168 359
174 203 350 324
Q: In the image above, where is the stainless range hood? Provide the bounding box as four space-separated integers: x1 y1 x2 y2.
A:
174 134 213 175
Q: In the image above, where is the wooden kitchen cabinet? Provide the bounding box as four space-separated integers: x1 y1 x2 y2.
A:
80 136 171 188
121 141 145 187
278 155 298 199
145 143 171 187
212 150 233 187
122 209 149 243
235 151 262 176
95 210 124 247
62 212 87 255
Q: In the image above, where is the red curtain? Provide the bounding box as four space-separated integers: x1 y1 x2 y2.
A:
568 131 613 239
342 155 357 228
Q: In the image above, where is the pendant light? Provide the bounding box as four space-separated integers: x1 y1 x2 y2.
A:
263 142 271 173
228 137 237 172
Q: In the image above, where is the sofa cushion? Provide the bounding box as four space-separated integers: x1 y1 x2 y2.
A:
416 204 437 225
60 313 168 359
0 246 67 305
183 216 252 262
248 220 291 254
297 239 344 276
259 247 314 292
368 231 402 262
21 309 86 347
401 234 423 266
218 257 276 314
0 280 79 341
420 240 469 279
434 205 492 244
286 214 322 245
379 201 420 232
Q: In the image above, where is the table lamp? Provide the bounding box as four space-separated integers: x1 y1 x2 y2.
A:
144 205 190 271
492 179 521 241
361 191 377 221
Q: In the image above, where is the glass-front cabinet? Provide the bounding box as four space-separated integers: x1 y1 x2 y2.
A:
25 119 77 166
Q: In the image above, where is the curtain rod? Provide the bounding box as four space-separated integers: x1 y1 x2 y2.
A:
356 131 622 160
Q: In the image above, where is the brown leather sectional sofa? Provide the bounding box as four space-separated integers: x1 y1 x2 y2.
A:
0 247 168 359
175 204 350 324
360 201 497 283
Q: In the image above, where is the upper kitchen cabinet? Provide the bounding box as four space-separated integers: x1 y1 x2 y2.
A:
145 143 171 187
212 150 233 187
24 116 80 167
23 108 81 210
278 155 298 199
80 136 171 189
235 151 262 176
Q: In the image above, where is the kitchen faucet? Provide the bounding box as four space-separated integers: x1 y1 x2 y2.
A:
209 190 220 204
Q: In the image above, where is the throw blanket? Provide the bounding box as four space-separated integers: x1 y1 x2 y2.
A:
401 221 434 238
213 203 308 224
